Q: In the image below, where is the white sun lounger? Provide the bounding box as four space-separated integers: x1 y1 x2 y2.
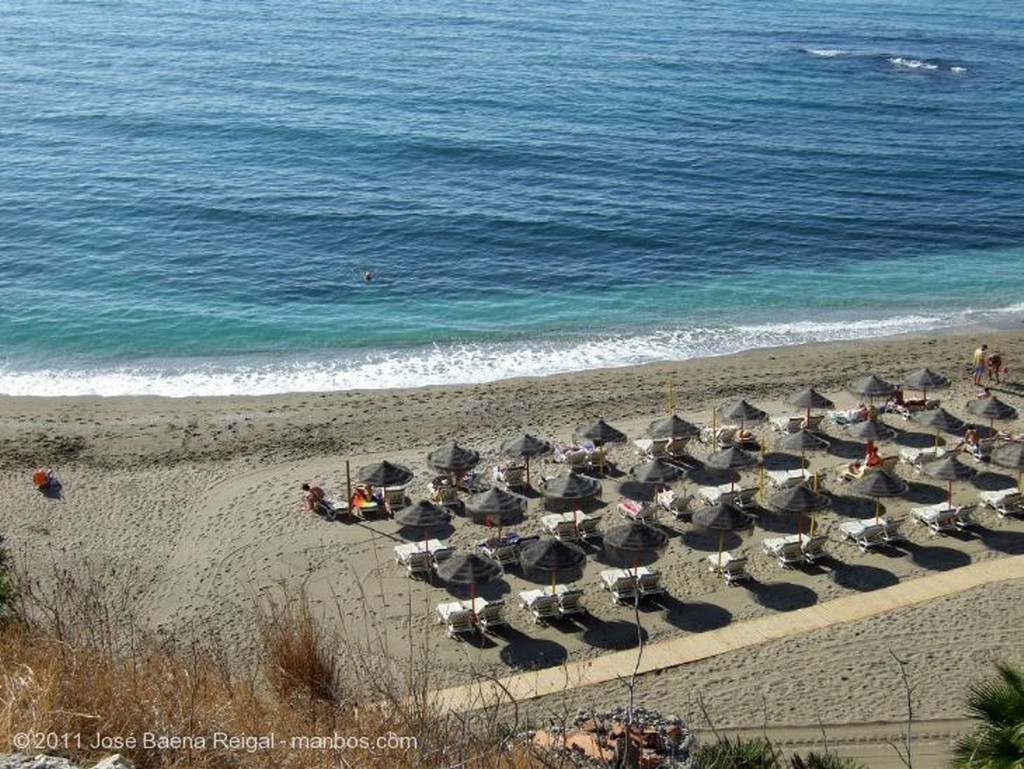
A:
979 488 1024 518
911 503 960 534
761 536 805 568
707 552 750 584
436 602 478 638
518 590 560 624
839 520 887 551
600 568 640 604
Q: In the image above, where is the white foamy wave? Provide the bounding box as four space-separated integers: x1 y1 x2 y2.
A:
888 56 939 71
950 66 967 74
804 48 848 58
0 309 986 398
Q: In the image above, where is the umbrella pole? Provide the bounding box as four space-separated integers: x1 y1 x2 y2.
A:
667 377 674 414
759 446 765 495
875 498 881 524
948 480 953 508
345 461 352 515
712 411 718 451
718 532 724 569
525 457 531 488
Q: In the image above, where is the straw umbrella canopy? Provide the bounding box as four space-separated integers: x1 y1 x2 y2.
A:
921 454 977 507
765 484 831 539
576 418 627 476
428 442 481 475
501 433 552 487
541 470 602 508
394 499 451 531
850 468 908 522
465 487 527 527
394 499 451 550
707 445 760 472
518 537 587 591
992 442 1024 490
630 457 685 486
850 374 898 402
903 368 951 400
575 418 627 446
435 552 504 616
787 387 835 422
777 428 830 464
647 414 700 439
707 445 760 492
692 501 754 568
914 407 966 448
355 460 413 488
847 419 896 442
603 521 668 576
966 395 1018 434
717 400 768 429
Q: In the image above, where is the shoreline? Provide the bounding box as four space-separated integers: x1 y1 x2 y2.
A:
3 325 1023 769
1 316 1020 400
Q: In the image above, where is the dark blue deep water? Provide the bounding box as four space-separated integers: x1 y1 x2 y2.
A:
2 0 1023 395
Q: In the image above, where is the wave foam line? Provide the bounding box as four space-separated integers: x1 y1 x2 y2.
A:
0 309 1000 398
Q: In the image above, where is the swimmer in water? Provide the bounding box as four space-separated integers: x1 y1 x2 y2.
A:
361 269 373 282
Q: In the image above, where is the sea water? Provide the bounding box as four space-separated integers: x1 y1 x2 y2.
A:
2 0 1022 396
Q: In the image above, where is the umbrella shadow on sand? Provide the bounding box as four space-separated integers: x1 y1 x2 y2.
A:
760 451 806 472
978 527 1024 555
661 597 733 632
974 468 1019 491
832 563 899 591
902 543 972 571
829 494 886 521
680 528 746 553
396 522 456 541
748 581 819 612
580 618 649 650
756 510 814 536
498 633 568 670
901 480 954 507
829 435 882 461
618 480 658 504
894 429 946 450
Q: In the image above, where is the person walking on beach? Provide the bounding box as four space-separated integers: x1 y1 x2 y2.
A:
973 343 988 386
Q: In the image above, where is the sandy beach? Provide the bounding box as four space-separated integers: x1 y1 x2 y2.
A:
3 327 1024 767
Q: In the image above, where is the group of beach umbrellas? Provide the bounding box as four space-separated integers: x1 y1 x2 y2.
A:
353 365 1022 624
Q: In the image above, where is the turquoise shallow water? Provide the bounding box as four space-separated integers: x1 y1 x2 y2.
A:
2 0 1023 395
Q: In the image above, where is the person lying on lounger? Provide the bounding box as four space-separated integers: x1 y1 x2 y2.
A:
301 483 326 512
846 441 883 477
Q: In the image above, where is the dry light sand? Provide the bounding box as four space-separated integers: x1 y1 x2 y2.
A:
2 327 1024 768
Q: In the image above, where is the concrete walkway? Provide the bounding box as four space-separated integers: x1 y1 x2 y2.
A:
432 554 1024 713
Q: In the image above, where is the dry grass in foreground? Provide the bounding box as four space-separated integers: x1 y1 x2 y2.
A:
0 557 540 769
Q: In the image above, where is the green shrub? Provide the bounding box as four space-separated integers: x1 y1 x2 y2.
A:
791 751 867 769
695 736 782 769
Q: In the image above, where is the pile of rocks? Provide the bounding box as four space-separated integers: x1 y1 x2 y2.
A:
0 755 132 769
530 706 695 768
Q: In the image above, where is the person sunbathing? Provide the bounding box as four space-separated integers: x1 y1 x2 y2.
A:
846 442 883 477
301 483 326 512
350 483 375 509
